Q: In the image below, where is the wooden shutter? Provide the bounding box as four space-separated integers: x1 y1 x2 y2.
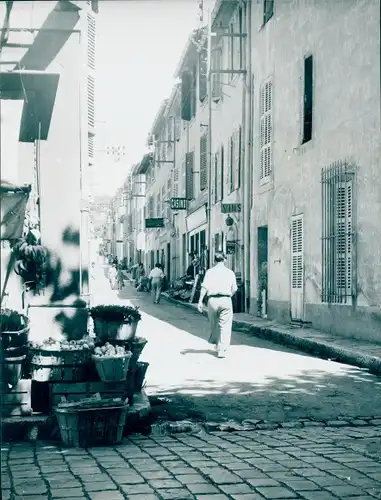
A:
214 151 219 204
227 137 232 193
220 145 224 201
200 134 208 191
185 152 194 200
88 135 94 162
181 72 192 121
236 127 242 189
87 75 95 128
291 216 303 290
260 81 273 180
87 14 96 71
199 42 208 102
212 47 222 102
174 116 181 141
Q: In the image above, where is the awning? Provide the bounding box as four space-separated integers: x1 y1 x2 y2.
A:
0 71 60 142
0 180 31 240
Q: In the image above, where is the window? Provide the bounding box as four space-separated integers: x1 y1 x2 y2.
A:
302 55 313 144
211 45 222 102
260 80 273 181
263 0 274 25
185 152 194 200
321 161 355 304
199 41 208 102
200 133 208 191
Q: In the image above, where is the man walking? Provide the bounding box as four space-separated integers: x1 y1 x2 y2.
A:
197 252 237 358
149 263 165 304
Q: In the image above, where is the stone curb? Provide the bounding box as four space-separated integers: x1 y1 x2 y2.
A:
150 416 381 436
162 293 381 376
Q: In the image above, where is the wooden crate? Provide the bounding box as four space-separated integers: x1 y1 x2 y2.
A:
50 381 129 407
1 379 32 417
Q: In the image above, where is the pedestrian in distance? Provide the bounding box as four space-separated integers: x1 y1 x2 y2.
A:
108 263 117 290
197 252 238 358
116 265 124 290
149 262 165 304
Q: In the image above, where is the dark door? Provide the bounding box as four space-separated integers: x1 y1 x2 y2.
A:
166 242 171 280
257 226 268 312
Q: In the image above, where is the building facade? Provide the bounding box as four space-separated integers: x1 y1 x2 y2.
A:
0 0 98 309
247 0 381 340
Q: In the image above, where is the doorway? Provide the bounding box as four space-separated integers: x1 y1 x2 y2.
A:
257 226 268 315
166 242 171 280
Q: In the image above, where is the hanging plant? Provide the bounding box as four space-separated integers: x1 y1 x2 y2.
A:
12 234 48 292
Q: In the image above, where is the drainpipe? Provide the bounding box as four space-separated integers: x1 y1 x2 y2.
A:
242 0 252 312
207 10 213 269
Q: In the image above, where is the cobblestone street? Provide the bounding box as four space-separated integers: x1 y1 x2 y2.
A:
91 273 381 425
3 424 381 499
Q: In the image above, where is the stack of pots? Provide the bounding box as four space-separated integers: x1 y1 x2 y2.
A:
89 305 148 404
0 309 29 388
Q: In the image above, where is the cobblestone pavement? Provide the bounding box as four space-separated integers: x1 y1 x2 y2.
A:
91 270 381 425
3 425 381 499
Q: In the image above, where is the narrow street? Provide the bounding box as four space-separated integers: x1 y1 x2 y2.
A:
93 268 381 425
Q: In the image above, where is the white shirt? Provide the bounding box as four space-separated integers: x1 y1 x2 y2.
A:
149 267 164 279
201 263 237 297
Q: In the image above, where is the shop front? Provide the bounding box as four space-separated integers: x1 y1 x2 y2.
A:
185 204 208 272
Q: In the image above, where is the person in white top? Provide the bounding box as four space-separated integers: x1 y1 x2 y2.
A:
198 252 237 358
149 263 165 304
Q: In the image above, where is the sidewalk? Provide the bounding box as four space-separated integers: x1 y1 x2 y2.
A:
162 293 381 376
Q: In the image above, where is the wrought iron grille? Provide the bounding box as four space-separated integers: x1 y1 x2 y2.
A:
321 160 356 304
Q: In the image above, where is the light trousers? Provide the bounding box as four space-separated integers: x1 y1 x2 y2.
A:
207 296 233 353
151 278 162 304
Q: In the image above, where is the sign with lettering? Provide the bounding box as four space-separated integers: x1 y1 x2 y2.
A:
170 197 188 210
145 218 165 229
221 203 242 214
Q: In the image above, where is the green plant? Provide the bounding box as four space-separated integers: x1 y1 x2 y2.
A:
89 304 142 325
0 309 27 332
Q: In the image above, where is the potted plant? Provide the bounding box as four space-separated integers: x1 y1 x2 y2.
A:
89 304 142 343
0 308 29 351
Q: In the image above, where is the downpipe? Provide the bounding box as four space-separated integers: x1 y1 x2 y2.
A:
207 12 213 269
243 0 252 312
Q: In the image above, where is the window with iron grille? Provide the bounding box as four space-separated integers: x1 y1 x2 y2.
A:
321 161 355 304
263 0 274 24
260 80 272 181
87 13 96 71
185 152 194 200
200 133 208 191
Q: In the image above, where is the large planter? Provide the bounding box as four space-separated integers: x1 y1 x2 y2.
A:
93 318 138 343
1 314 29 349
134 362 149 393
3 355 26 388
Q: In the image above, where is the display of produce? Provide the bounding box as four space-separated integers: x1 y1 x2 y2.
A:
29 336 95 351
93 343 128 357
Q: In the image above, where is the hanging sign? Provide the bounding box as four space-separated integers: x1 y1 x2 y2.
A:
145 218 165 229
222 203 241 214
170 197 188 210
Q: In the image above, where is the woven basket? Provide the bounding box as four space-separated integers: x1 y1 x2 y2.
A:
1 315 29 349
92 352 132 382
30 348 91 382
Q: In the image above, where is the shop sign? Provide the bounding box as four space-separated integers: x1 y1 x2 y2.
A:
226 240 237 254
170 197 188 210
221 203 241 214
145 218 165 229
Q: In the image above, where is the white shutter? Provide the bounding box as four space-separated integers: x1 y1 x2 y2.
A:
291 216 303 290
260 80 273 180
87 13 96 70
336 182 352 294
87 75 95 128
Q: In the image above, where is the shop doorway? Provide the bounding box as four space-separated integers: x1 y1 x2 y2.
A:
257 226 268 316
166 242 171 280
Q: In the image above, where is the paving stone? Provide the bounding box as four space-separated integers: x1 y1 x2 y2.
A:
235 469 271 479
247 477 281 488
195 495 229 500
219 483 255 494
325 485 367 496
84 481 117 491
50 488 85 498
140 469 174 479
120 483 155 495
127 495 160 500
1 491 11 500
256 486 298 498
187 483 220 494
160 488 194 499
176 473 208 485
282 479 320 491
300 492 339 500
202 467 242 484
88 492 125 500
110 472 145 484
148 478 184 489
13 480 47 495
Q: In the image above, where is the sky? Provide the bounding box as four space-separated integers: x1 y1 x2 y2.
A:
93 0 212 196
